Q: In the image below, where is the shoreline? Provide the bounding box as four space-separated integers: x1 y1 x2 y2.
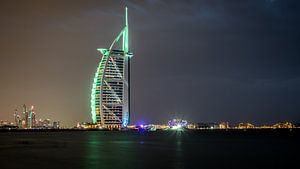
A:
0 128 299 132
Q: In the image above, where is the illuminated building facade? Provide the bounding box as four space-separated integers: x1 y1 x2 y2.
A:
21 104 35 128
91 7 133 129
168 119 188 130
237 123 255 129
272 122 294 129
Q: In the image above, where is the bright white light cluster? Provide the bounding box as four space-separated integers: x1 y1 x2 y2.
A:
168 119 187 130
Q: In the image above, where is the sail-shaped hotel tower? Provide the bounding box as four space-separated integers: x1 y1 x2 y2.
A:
91 7 132 129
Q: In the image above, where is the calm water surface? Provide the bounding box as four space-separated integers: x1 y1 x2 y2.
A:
0 130 299 169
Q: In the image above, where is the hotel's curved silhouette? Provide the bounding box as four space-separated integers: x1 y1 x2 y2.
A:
91 7 132 129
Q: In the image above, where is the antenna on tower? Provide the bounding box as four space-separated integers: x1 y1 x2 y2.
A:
125 6 128 26
123 7 129 53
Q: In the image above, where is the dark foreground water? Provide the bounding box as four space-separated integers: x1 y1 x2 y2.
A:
0 129 299 169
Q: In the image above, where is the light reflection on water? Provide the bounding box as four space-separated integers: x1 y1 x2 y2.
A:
85 132 136 169
85 130 185 169
175 131 184 169
0 130 298 169
86 132 101 169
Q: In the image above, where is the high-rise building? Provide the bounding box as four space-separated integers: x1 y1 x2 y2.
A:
14 109 18 126
91 7 133 129
28 105 34 128
32 111 36 128
16 115 21 128
23 104 29 128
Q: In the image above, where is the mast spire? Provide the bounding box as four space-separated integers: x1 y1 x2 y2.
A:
123 7 129 53
126 7 128 27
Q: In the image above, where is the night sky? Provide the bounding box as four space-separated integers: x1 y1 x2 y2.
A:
0 0 299 127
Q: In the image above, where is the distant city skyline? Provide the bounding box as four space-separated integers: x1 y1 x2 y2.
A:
0 0 300 127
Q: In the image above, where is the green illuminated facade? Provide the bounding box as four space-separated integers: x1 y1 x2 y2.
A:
91 7 132 129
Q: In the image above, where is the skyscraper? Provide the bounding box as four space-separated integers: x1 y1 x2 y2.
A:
91 7 133 129
23 104 29 128
14 109 18 126
29 105 35 128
